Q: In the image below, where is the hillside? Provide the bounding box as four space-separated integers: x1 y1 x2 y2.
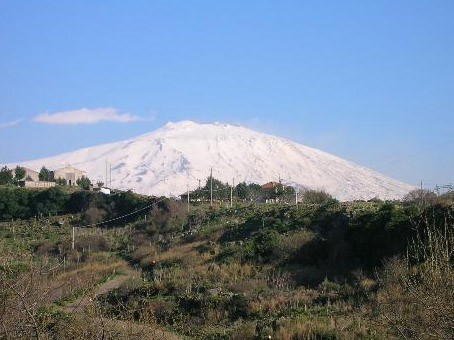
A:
1 189 453 340
11 121 414 200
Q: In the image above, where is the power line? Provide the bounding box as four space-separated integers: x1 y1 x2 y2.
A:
376 137 454 169
78 197 167 229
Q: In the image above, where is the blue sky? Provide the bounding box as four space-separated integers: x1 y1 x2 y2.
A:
0 0 453 188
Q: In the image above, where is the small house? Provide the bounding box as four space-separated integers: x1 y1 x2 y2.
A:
53 166 86 186
261 181 285 202
12 167 40 182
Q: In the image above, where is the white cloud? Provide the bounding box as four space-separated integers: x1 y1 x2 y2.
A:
34 107 140 125
0 119 21 128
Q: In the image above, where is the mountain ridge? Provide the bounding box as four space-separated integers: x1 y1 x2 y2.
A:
9 120 414 201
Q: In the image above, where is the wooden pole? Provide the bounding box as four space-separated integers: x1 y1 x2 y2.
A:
210 167 213 208
230 178 234 208
110 162 112 188
72 226 75 250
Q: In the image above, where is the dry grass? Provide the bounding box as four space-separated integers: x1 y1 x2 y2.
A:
378 208 454 340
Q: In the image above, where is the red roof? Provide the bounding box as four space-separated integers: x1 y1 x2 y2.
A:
261 181 282 190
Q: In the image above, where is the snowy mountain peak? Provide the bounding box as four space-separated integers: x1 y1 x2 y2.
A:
158 120 242 133
162 120 198 129
10 121 414 201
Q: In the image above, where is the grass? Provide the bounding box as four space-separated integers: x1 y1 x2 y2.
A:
1 198 453 339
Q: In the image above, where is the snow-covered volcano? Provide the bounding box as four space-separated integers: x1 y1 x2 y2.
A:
11 121 414 200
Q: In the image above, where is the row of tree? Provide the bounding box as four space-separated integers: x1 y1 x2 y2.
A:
0 166 26 186
0 186 148 222
186 176 296 201
0 165 92 189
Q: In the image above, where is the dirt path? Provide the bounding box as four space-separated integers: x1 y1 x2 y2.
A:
60 272 132 314
57 269 183 340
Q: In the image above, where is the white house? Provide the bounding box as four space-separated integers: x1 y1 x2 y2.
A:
53 166 87 186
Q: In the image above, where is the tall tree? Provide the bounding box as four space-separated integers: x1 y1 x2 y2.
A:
236 182 250 199
0 166 13 185
14 166 26 186
39 166 52 181
76 176 92 190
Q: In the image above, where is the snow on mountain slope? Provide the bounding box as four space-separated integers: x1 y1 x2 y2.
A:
10 121 414 201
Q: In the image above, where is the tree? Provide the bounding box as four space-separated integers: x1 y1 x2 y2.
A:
283 185 295 195
247 183 262 200
0 166 13 185
403 189 438 210
13 166 26 186
14 166 26 180
204 176 229 199
236 182 262 201
236 182 250 200
76 176 92 190
39 166 52 181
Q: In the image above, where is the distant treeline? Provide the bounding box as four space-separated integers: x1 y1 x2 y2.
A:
0 186 152 224
187 176 295 201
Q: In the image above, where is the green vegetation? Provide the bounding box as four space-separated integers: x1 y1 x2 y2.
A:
187 176 293 202
13 165 26 181
0 186 152 222
39 166 53 181
188 176 263 201
0 166 13 185
0 186 453 339
76 175 92 190
301 189 334 204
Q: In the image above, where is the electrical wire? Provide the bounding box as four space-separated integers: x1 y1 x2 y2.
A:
78 196 168 228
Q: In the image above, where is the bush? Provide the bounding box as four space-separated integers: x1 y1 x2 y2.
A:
301 190 334 205
403 189 438 210
76 234 110 252
231 321 256 340
253 228 281 262
148 198 188 233
82 207 107 225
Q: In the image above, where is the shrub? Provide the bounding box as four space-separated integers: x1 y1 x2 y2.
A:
226 294 250 320
82 207 107 225
403 189 438 210
253 228 281 262
302 190 334 205
231 321 256 340
76 234 110 252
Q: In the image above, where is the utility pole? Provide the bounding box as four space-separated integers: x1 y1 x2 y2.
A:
187 183 190 213
105 160 108 188
72 226 75 250
295 189 298 207
210 167 213 208
420 180 423 208
230 178 234 208
109 162 112 188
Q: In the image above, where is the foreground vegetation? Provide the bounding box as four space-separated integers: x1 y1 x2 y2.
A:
0 186 453 339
